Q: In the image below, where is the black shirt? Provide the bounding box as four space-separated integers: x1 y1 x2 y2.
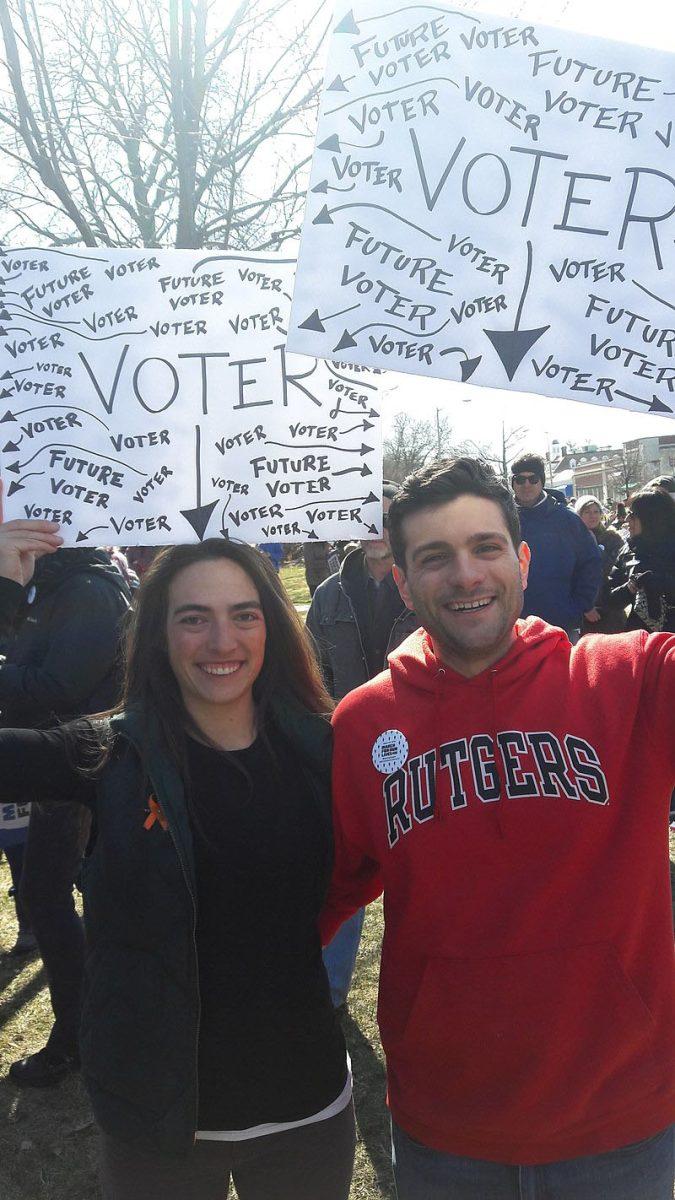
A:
186 728 347 1129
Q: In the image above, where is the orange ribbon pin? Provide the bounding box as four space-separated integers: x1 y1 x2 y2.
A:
143 796 168 832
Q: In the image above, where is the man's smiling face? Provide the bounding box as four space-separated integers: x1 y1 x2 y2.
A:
393 495 530 677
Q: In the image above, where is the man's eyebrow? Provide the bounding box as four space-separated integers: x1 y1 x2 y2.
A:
410 540 448 562
411 532 508 561
467 531 509 545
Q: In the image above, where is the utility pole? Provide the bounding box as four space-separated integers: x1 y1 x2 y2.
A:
435 408 442 459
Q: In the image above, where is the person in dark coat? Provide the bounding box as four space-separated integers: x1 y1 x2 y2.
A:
511 454 602 637
607 489 675 634
305 483 418 1009
573 496 626 635
303 541 334 598
0 487 132 1087
0 526 355 1199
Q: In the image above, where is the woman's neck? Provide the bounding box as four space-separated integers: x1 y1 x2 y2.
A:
186 696 258 751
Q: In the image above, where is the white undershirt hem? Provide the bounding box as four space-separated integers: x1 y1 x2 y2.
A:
195 1055 353 1143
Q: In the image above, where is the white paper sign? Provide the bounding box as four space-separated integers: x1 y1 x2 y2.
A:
288 4 675 420
0 249 382 545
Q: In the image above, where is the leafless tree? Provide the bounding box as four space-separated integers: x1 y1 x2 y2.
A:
610 445 645 499
0 0 328 248
461 422 528 483
383 410 460 482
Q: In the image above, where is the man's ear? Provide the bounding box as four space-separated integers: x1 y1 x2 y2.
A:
393 563 415 612
518 541 531 590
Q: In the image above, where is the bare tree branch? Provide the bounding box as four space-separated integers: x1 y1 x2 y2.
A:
0 0 325 248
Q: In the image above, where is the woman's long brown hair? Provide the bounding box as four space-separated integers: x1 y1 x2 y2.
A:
100 540 332 780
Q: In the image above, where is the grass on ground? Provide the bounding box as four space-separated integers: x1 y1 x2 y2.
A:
279 561 311 608
0 860 391 1199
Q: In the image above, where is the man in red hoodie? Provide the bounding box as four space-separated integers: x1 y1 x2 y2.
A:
323 457 674 1199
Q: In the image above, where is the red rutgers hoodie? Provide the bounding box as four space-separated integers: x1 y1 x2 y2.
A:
322 619 675 1164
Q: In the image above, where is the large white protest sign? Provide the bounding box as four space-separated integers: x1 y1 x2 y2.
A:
0 249 382 545
288 4 675 420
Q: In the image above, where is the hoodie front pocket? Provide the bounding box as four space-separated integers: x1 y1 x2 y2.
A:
394 943 659 1141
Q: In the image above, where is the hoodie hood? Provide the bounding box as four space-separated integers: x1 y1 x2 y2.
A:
388 617 566 695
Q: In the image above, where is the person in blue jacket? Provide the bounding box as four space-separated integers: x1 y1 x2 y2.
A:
511 454 602 637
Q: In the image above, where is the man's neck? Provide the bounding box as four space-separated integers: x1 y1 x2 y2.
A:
517 490 547 509
431 627 518 677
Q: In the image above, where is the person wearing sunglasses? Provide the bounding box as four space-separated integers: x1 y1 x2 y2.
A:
510 453 602 640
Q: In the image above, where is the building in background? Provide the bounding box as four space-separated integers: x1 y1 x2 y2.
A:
547 435 675 503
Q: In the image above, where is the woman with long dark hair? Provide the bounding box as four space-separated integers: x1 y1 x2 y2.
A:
0 511 355 1200
607 489 675 634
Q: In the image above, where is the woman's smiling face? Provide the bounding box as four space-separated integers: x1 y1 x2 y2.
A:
166 558 266 728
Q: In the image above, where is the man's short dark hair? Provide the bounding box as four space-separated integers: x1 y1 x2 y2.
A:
387 457 521 568
510 453 546 486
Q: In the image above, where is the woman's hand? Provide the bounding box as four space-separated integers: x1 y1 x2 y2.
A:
0 479 62 586
584 607 602 623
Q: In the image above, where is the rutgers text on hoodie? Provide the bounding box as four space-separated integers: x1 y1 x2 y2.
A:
322 619 675 1165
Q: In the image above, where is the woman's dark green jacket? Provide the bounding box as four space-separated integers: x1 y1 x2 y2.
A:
80 699 332 1156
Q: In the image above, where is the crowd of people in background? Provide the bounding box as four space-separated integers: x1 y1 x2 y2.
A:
0 456 673 1199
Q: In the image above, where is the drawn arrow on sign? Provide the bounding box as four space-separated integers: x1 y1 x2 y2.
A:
318 132 384 153
483 241 549 381
330 405 379 419
219 494 233 538
332 463 373 477
301 528 320 539
311 180 356 194
0 388 14 400
5 442 146 477
313 202 441 242
180 425 218 540
2 435 22 452
299 304 360 333
287 491 379 511
6 470 45 496
438 346 482 382
333 312 463 354
1 404 110 431
614 389 673 414
0 310 11 321
2 368 31 379
334 8 360 33
267 440 373 456
76 525 109 543
335 5 479 34
326 74 354 91
341 420 374 434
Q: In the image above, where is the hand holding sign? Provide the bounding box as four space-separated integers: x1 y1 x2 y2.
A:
0 478 62 585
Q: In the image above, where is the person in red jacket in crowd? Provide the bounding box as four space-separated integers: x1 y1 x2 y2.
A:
322 457 674 1200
